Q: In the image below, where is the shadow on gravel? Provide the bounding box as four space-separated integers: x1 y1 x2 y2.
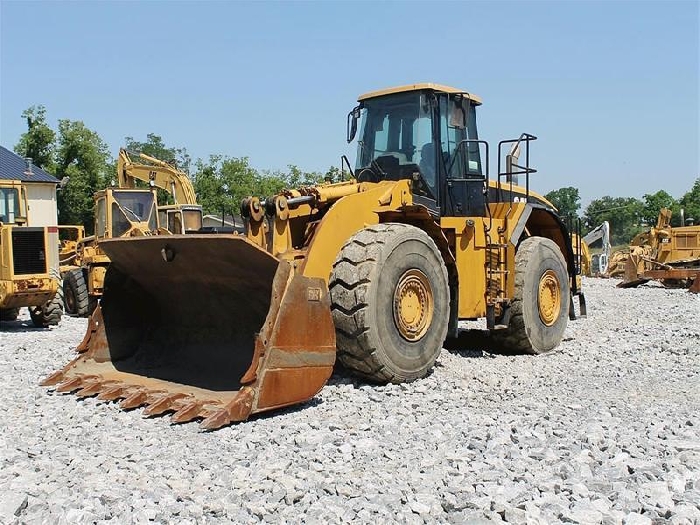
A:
443 328 524 357
0 319 52 332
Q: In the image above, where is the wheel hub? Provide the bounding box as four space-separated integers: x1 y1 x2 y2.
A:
393 269 433 341
538 269 561 326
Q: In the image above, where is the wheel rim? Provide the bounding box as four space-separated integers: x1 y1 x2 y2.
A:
538 269 561 326
393 269 433 341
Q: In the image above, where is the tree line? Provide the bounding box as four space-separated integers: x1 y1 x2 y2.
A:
14 105 699 245
14 105 341 233
545 182 700 246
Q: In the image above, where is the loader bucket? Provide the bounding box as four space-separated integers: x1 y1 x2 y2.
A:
42 235 336 429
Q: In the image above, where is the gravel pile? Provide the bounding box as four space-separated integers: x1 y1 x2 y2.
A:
1 277 698 524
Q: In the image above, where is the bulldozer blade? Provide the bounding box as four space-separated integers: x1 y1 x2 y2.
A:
43 234 336 429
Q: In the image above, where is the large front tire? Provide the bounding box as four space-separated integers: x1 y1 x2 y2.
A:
330 223 450 383
493 236 569 353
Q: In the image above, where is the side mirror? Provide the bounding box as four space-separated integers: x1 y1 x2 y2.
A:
347 106 360 143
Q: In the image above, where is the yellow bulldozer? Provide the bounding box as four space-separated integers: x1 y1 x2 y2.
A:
44 83 584 429
617 208 700 290
1 180 63 326
60 149 203 316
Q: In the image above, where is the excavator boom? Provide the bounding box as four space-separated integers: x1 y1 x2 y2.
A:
117 149 198 205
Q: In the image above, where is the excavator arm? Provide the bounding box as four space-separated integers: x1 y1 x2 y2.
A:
117 149 198 205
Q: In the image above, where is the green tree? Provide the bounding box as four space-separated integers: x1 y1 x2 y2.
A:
193 158 335 216
14 105 56 172
641 190 679 226
679 178 700 225
545 187 580 219
584 196 644 245
193 156 266 216
54 119 112 231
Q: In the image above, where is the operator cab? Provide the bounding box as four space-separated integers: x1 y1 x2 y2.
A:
94 189 158 239
0 184 26 225
348 83 485 217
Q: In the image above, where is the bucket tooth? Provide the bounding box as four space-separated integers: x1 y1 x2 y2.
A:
200 408 232 431
40 371 65 387
120 390 149 410
56 377 84 393
76 380 107 398
171 401 203 424
97 385 126 402
143 394 186 417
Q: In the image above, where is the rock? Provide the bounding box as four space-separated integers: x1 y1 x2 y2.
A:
0 492 28 521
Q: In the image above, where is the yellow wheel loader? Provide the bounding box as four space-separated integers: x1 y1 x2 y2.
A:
44 84 583 428
60 149 203 317
1 180 63 327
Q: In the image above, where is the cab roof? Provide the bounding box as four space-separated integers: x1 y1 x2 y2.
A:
357 83 483 105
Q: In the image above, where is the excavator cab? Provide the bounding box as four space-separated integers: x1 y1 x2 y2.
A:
94 189 158 239
158 204 203 234
349 85 485 217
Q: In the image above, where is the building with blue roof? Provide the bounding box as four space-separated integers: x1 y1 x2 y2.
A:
0 145 59 227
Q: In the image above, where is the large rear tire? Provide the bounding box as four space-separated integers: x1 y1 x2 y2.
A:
30 295 63 328
330 223 450 383
492 236 569 354
63 268 89 316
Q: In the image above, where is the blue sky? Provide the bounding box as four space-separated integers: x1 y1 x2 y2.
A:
1 0 698 207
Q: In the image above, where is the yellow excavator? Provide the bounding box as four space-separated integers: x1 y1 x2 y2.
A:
115 149 203 235
45 83 584 429
60 149 202 316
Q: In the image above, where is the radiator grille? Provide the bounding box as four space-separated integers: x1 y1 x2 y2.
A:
676 234 699 249
12 228 47 275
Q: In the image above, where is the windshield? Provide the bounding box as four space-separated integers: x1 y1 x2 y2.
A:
0 188 21 224
355 92 436 198
111 191 157 237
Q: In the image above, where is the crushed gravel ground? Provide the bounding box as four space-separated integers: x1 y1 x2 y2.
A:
1 277 699 524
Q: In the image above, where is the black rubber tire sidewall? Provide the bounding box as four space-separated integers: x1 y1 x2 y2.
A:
0 307 20 322
518 237 570 353
369 230 449 381
63 268 89 316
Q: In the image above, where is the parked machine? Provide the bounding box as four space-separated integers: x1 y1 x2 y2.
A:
60 149 203 316
618 208 700 290
44 83 583 428
581 221 611 276
0 180 63 326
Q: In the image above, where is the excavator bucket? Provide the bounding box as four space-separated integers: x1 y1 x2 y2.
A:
42 235 336 429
